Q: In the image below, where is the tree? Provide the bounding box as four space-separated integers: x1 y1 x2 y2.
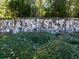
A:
34 0 46 17
1 0 79 17
74 0 79 17
66 0 76 17
45 0 68 17
44 0 54 17
8 0 32 17
54 0 67 17
0 0 12 18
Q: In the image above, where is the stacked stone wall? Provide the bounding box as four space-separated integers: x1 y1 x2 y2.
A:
0 18 79 33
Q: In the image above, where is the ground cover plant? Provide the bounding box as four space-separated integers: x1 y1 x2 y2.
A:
33 40 79 59
0 32 79 59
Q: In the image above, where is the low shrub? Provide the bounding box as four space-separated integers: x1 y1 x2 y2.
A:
0 32 79 59
0 32 56 59
33 40 79 59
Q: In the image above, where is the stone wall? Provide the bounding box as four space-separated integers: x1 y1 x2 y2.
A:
0 17 79 33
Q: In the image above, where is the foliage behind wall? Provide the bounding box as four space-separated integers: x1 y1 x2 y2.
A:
0 0 79 18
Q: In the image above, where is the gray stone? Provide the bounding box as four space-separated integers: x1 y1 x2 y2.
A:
0 18 79 33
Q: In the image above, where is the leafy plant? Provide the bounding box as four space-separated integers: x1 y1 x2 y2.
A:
33 40 79 59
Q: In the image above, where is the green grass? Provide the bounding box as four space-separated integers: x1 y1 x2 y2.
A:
0 32 79 59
